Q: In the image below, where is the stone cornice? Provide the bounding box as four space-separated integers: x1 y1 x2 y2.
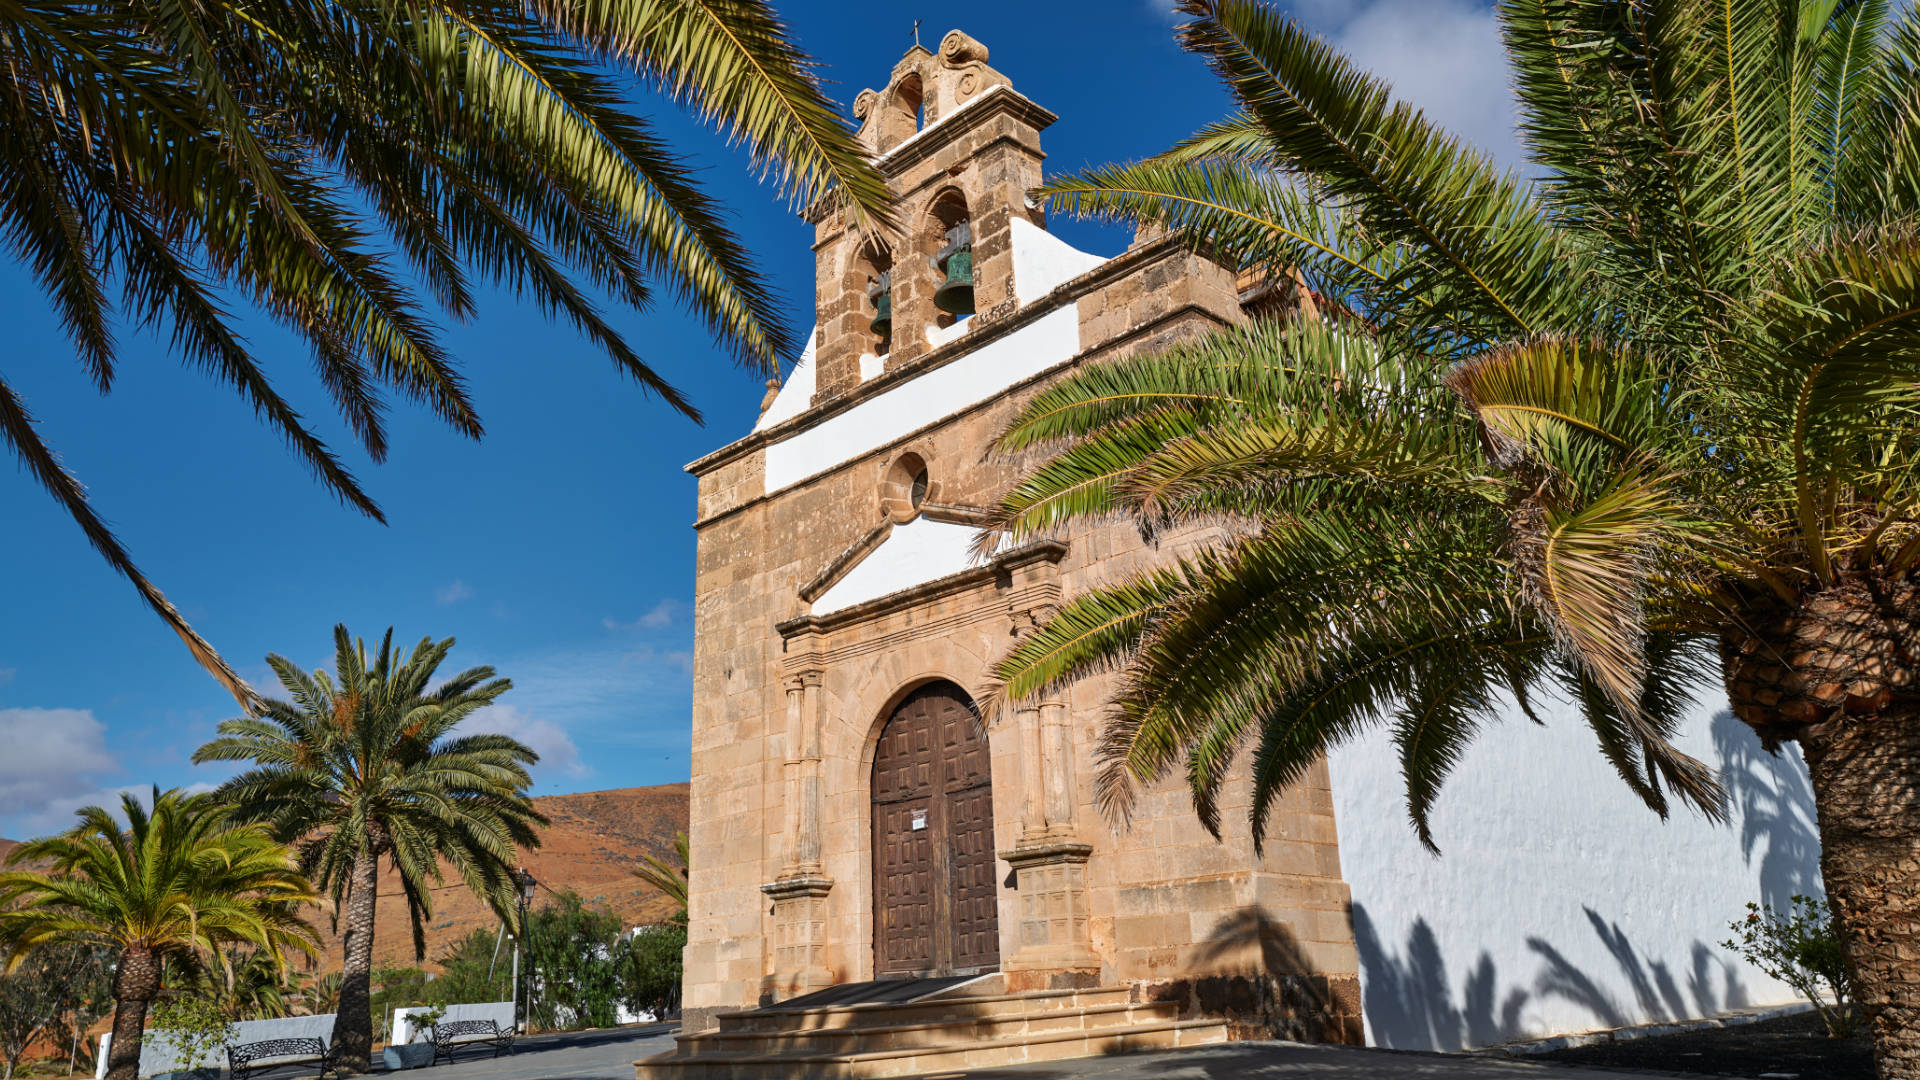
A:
797 85 1054 227
998 841 1093 869
874 85 1056 177
684 230 1200 486
760 875 834 901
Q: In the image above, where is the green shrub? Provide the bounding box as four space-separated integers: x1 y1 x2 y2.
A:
150 996 234 1071
1723 895 1856 1038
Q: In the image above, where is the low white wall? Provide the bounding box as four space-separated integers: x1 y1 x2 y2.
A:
1328 691 1820 1050
388 1001 514 1045
134 1014 337 1077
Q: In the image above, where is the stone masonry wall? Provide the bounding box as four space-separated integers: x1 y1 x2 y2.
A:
681 39 1361 1042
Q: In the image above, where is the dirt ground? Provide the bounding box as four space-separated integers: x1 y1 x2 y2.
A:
1538 1010 1873 1080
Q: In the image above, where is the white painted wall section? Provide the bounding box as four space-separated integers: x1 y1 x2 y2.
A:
925 315 974 349
763 304 1080 493
1009 216 1108 304
812 518 985 615
1328 687 1819 1050
389 1001 516 1045
753 328 817 432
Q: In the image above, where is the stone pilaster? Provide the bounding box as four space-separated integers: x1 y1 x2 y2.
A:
998 841 1097 987
760 875 834 1001
766 635 830 1000
1000 553 1099 985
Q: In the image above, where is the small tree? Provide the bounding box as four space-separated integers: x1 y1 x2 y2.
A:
0 944 96 1079
1725 896 1857 1038
430 932 511 1007
53 947 113 1076
624 925 685 1022
523 892 626 1030
148 996 234 1076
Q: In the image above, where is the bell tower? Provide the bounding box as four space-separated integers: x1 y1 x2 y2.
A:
806 30 1055 403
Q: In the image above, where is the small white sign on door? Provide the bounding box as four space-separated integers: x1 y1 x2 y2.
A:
910 809 928 831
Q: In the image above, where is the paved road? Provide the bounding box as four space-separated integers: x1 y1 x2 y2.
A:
411 1025 1704 1080
397 1024 677 1079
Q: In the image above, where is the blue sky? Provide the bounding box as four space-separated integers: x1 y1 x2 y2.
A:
0 0 1518 839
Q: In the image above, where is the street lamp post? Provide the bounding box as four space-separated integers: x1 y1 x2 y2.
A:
512 867 537 1033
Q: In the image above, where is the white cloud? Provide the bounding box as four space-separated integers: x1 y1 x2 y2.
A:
0 708 118 822
604 599 679 632
465 704 585 778
15 781 220 837
436 580 475 605
1326 0 1523 167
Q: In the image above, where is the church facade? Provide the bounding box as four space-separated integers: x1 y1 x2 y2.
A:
680 30 1814 1049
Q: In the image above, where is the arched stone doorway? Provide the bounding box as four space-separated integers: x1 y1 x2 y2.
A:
871 681 1000 977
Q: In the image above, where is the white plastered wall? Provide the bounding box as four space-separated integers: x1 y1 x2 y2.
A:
754 218 1109 485
1328 686 1820 1049
763 305 1080 494
813 518 984 615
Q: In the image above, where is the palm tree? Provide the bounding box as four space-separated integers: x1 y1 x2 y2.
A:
982 1 1920 1075
632 832 690 921
193 625 545 1073
296 972 344 1018
0 789 318 1080
1 0 894 709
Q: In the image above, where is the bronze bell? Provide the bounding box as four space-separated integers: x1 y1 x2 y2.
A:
869 289 893 338
933 247 974 315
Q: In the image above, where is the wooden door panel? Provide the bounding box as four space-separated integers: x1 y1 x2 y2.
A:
874 800 934 974
872 682 1000 977
947 783 999 971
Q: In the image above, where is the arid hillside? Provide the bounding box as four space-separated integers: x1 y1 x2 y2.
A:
1 782 690 975
328 782 691 972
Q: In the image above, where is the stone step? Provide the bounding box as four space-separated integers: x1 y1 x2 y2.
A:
713 986 1132 1034
680 999 1182 1056
633 1017 1229 1080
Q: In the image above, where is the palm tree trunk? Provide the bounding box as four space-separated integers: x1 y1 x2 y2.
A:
104 946 158 1080
1723 582 1920 1079
331 848 380 1075
1800 711 1920 1079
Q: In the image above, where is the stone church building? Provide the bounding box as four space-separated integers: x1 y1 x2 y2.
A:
664 30 1816 1072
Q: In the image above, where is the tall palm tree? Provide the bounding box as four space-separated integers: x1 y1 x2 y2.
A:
0 789 319 1080
983 1 1920 1075
1 0 894 709
193 625 545 1073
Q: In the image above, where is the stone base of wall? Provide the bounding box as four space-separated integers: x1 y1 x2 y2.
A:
1002 967 1101 993
1136 973 1365 1045
677 1007 736 1036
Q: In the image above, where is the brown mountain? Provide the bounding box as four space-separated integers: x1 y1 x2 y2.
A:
320 782 690 972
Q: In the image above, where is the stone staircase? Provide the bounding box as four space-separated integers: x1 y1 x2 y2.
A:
632 983 1229 1079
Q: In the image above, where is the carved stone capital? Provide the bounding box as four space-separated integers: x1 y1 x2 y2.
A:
760 875 834 902
999 841 1092 871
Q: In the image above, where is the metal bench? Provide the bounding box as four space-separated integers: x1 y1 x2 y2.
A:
431 1019 515 1064
227 1036 334 1080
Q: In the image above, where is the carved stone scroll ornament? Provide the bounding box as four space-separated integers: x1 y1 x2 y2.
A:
940 30 989 67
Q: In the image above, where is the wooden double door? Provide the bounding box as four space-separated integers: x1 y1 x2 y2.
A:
871 681 1000 977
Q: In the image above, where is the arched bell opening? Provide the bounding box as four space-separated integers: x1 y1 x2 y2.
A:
878 73 924 151
924 190 975 329
869 680 1000 978
854 243 895 358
